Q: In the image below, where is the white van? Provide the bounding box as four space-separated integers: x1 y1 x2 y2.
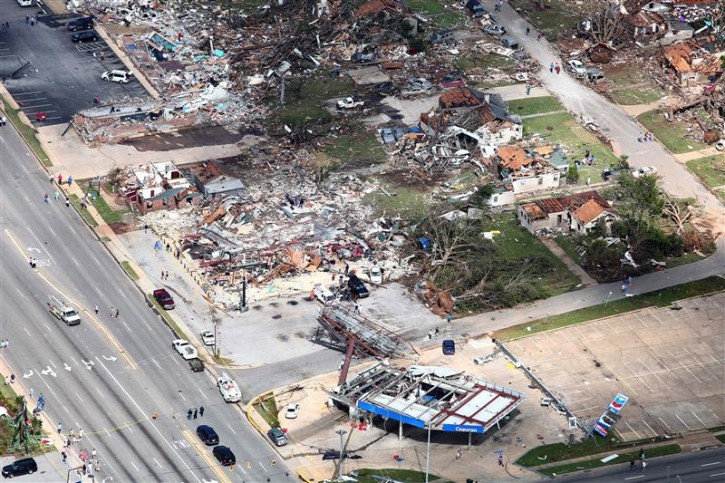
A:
313 284 336 304
17 0 34 7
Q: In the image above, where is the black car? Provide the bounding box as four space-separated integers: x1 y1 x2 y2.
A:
442 339 456 355
347 276 369 299
196 425 219 446
189 358 205 373
2 458 38 477
212 445 236 466
71 30 99 43
67 17 94 31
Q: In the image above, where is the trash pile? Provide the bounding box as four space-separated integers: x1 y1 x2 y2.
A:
137 157 415 307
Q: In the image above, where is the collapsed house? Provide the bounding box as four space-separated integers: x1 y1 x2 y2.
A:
517 191 615 235
124 161 202 213
662 38 724 87
330 362 526 435
487 145 561 195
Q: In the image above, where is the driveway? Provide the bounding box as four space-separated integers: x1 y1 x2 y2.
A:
483 0 723 227
0 0 148 125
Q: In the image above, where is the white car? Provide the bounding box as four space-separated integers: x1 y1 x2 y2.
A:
369 266 382 284
101 70 132 83
632 166 658 178
285 403 300 419
567 59 586 78
200 330 215 346
313 284 336 304
172 339 198 360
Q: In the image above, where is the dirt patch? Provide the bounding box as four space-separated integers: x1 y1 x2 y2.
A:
377 169 438 190
108 221 137 235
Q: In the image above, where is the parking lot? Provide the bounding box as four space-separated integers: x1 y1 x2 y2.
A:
0 0 148 125
506 292 725 441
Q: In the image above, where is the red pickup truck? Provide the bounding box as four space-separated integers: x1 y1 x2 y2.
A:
153 288 175 310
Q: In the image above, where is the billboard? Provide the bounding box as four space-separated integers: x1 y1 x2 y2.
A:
592 393 628 439
607 394 629 415
442 424 485 433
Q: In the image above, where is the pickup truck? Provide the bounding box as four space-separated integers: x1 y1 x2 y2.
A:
48 296 81 326
153 288 175 310
337 97 364 109
217 372 242 403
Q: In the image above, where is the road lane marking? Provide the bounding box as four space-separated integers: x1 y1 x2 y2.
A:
226 424 236 435
95 387 105 399
95 358 202 482
701 462 721 467
122 321 132 333
104 428 111 437
49 360 57 369
16 289 27 299
44 323 52 333
198 388 208 400
153 458 162 469
181 428 231 483
151 358 161 369
71 256 80 267
118 288 128 299
24 327 32 336
710 472 725 477
48 226 57 237
26 226 56 264
75 392 84 402
625 476 644 480
179 392 187 401
130 461 139 472
92 255 101 266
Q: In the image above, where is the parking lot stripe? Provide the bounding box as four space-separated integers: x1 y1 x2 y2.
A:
22 104 54 109
18 98 48 103
658 416 672 430
641 419 657 436
691 411 707 427
675 413 692 430
12 91 44 96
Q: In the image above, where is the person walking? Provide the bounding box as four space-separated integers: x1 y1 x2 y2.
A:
629 459 636 471
199 406 205 418
498 455 504 466
95 305 99 315
67 176 73 187
525 27 530 35
30 388 34 400
57 174 63 184
526 84 531 96
57 422 62 434
555 63 561 74
641 460 647 472
65 197 70 207
62 450 67 464
109 306 114 317
549 62 555 73
0 115 6 126
54 191 60 201
193 408 198 419
456 449 462 460
100 50 105 61
44 193 50 203
93 96 99 107
187 408 193 420
92 448 97 459
115 308 119 318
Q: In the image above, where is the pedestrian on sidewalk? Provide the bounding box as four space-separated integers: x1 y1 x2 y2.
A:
555 63 561 74
65 197 70 207
100 50 105 61
641 460 647 472
109 306 114 317
456 449 462 460
44 193 50 203
92 448 97 459
629 459 636 471
67 176 73 187
161 270 165 280
62 450 67 464
498 455 504 466
526 27 530 35
57 422 62 433
0 115 6 126
199 406 205 417
115 308 119 318
447 312 453 324
537 32 542 41
187 408 192 420
638 132 643 142
57 174 63 184
54 191 60 201
526 84 531 95
26 15 29 24
144 224 148 233
193 408 198 419
30 388 34 400
95 305 99 315
549 62 554 73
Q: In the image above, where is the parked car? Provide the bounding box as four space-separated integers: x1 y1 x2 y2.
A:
200 329 215 346
567 59 587 78
16 0 35 7
172 339 198 360
347 276 370 299
188 358 205 372
196 425 219 446
380 127 395 144
2 458 38 477
337 97 364 109
586 67 606 84
368 266 382 284
285 403 300 419
71 30 100 43
212 446 236 466
350 51 376 63
442 339 456 355
632 166 658 178
500 36 519 49
407 77 433 91
102 70 133 84
313 284 336 304
153 288 175 309
267 428 288 447
67 17 94 31
482 25 506 36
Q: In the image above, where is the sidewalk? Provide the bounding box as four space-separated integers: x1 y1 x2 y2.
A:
539 237 597 286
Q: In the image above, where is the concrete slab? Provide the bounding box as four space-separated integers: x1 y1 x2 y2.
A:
506 292 725 442
345 66 390 86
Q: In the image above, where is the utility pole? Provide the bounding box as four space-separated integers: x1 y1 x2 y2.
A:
334 429 347 478
425 423 432 483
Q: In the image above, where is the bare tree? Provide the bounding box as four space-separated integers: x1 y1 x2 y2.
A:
586 0 629 45
662 195 699 234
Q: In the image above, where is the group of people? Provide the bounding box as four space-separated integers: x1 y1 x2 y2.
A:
637 131 654 143
186 406 205 419
549 62 562 75
0 339 9 349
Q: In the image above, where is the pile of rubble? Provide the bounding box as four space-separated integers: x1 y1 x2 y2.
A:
136 159 415 307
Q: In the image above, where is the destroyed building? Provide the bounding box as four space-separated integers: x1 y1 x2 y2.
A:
330 362 526 435
123 161 203 213
487 146 561 195
517 191 615 235
186 163 244 199
663 39 725 87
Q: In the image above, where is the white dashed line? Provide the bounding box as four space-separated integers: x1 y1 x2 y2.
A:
701 462 721 467
130 461 139 472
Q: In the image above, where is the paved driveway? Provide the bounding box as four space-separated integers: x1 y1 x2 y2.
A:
0 0 148 125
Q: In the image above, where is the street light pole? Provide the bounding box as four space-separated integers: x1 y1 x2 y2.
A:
67 466 83 483
336 429 347 477
425 423 432 483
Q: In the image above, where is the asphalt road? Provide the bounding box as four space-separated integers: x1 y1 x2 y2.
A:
559 447 725 482
0 125 293 480
0 0 147 125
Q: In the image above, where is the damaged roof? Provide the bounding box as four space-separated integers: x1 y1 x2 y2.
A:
438 87 485 109
521 203 548 221
663 40 700 72
523 191 611 220
571 198 610 225
495 146 533 170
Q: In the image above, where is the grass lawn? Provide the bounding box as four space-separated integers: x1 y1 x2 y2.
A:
149 295 187 340
523 112 620 168
121 261 139 281
637 111 708 154
253 393 280 429
276 77 355 126
363 182 433 220
69 194 99 228
353 468 442 483
507 96 563 116
2 100 52 167
494 275 725 340
323 126 388 168
553 235 584 265
610 86 665 106
78 185 127 225
602 62 665 106
686 155 725 191
487 212 580 296
509 0 581 41
408 0 469 29
541 444 681 476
